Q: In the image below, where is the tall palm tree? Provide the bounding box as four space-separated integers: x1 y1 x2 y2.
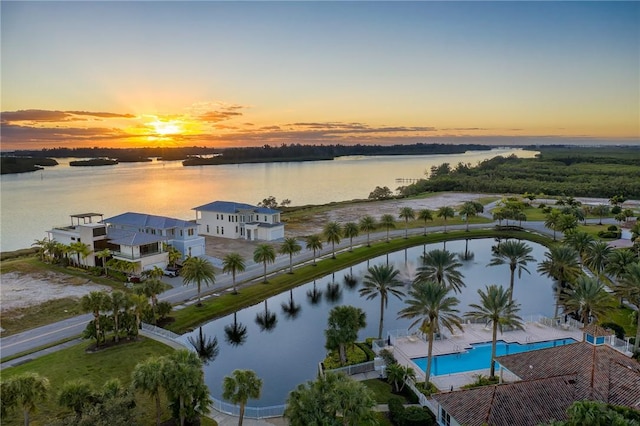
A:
488 240 535 303
436 206 455 232
57 380 93 418
399 207 415 239
31 238 49 262
359 264 406 339
222 252 246 294
281 289 302 319
188 326 219 365
544 210 561 241
181 257 215 306
222 369 263 426
359 215 377 247
584 241 612 281
459 201 481 232
132 357 165 426
343 222 360 251
379 214 396 242
323 221 342 259
2 372 49 426
110 290 129 343
253 244 276 283
140 278 166 324
128 293 149 333
560 275 613 325
418 209 434 236
591 204 610 225
161 350 209 426
224 312 248 346
279 237 301 273
398 280 462 384
416 248 465 293
465 285 524 378
305 234 323 266
605 249 636 281
565 231 596 265
537 245 581 318
615 262 640 350
81 291 108 347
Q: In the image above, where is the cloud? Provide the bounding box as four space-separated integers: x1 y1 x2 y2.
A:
187 101 247 123
199 110 243 122
1 109 135 123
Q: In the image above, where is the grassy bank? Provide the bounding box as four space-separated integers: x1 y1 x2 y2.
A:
168 228 552 334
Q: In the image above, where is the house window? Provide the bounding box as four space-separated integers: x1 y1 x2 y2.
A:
235 226 238 233
221 214 224 221
216 226 219 234
440 407 451 426
206 225 209 233
264 215 267 222
188 229 194 236
221 227 224 235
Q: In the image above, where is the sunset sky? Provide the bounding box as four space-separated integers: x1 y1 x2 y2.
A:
1 1 638 150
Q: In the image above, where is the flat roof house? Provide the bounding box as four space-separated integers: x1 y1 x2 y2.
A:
193 201 284 241
433 326 640 426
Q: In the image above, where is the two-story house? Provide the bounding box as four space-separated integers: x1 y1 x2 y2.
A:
193 201 284 241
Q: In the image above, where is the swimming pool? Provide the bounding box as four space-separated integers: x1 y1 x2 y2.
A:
412 338 577 376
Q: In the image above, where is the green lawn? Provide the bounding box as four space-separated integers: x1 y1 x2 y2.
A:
1 338 180 426
600 306 638 339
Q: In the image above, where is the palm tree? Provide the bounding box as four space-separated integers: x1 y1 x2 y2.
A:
188 327 219 365
222 252 246 294
418 209 434 236
343 222 360 251
31 238 49 262
398 280 462 384
224 312 248 346
544 210 561 241
436 206 455 232
379 214 396 242
128 293 149 333
591 204 610 225
416 248 465 293
281 289 302 319
325 305 367 365
488 240 535 303
1 372 49 426
399 207 415 239
132 357 165 426
605 248 636 281
385 364 416 393
359 215 377 247
57 380 93 418
459 201 481 232
631 222 640 256
222 369 263 426
323 221 342 259
305 234 323 266
560 275 613 325
253 244 276 283
359 264 406 339
565 231 595 265
615 262 640 350
465 285 524 378
81 291 108 347
181 257 215 306
255 300 277 332
110 290 129 343
140 278 166 324
161 350 209 426
537 245 581 318
584 241 612 281
279 237 301 273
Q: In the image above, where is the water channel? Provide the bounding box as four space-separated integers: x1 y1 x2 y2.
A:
177 238 553 407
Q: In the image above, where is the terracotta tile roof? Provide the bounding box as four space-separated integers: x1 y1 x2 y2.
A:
497 342 640 407
582 324 615 337
434 375 578 426
434 342 640 425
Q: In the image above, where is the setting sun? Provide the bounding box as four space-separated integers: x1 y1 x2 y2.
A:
151 120 183 136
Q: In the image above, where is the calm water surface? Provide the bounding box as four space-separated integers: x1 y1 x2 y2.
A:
178 238 553 407
0 148 536 251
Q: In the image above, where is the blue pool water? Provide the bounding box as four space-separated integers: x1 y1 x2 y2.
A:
413 338 578 376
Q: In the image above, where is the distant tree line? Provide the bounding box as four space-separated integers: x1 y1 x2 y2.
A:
398 147 640 199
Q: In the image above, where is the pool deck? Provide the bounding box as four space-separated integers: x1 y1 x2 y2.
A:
388 321 583 391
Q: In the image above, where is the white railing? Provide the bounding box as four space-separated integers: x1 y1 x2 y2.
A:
405 378 437 415
141 322 181 340
210 397 286 419
608 335 636 355
324 360 376 376
372 339 387 355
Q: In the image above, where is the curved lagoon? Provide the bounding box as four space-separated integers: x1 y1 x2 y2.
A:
178 238 554 407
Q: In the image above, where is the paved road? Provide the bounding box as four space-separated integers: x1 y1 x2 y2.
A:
0 215 620 359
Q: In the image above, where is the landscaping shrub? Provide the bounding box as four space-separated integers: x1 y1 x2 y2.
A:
597 230 621 239
607 225 619 231
388 396 405 425
356 342 376 361
414 381 438 396
379 348 397 367
403 406 436 426
462 374 500 389
600 322 625 339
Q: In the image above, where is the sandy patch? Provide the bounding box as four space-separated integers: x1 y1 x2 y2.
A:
0 271 110 312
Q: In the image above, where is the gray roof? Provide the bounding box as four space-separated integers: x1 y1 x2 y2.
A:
193 201 280 215
103 212 196 229
106 228 167 246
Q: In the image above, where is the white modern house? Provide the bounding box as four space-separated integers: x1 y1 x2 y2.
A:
103 212 205 260
193 201 285 241
48 212 205 274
